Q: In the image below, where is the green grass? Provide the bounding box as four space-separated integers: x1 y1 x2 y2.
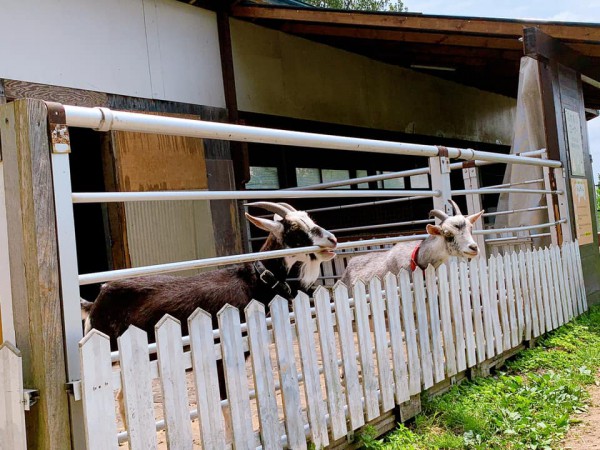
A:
357 306 600 449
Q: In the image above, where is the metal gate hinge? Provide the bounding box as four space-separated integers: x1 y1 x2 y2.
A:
23 388 39 411
66 380 82 401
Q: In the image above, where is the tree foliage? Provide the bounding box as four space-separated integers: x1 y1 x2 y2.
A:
303 0 407 12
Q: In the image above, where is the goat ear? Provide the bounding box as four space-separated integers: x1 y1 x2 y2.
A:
426 224 443 235
245 213 284 236
467 210 484 224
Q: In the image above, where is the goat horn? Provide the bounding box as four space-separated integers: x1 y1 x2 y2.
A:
246 201 292 218
429 209 448 222
277 202 297 212
448 199 463 216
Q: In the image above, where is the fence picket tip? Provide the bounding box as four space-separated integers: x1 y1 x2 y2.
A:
217 302 240 316
154 313 182 330
187 307 211 323
0 341 20 356
79 328 110 346
332 279 348 291
268 294 291 309
244 299 265 315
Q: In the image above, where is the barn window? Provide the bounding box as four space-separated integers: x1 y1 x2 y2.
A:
356 169 370 188
246 166 280 189
410 173 430 189
296 168 351 188
377 171 405 189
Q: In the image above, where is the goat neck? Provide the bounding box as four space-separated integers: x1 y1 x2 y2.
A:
413 234 448 270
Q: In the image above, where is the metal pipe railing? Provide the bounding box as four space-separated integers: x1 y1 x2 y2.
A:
473 219 566 236
483 205 548 218
485 232 551 244
64 105 561 168
72 189 439 204
286 167 430 190
452 188 562 196
482 178 544 190
79 233 429 285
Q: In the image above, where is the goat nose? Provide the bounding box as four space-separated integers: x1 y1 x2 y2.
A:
328 236 338 246
469 244 478 252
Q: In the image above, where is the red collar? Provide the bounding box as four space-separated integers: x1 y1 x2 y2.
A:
410 243 421 271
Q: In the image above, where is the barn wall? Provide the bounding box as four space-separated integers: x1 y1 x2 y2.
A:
0 0 225 108
231 19 516 145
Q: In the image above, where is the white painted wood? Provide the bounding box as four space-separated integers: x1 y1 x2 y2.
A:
369 277 395 412
519 251 533 340
270 297 306 450
383 273 410 403
413 269 434 389
353 280 381 420
532 249 549 334
548 247 564 326
448 259 467 371
333 283 364 431
569 242 585 316
0 163 16 344
552 246 568 325
469 259 486 364
478 258 496 359
398 270 422 395
560 245 575 321
495 256 511 350
245 301 282 450
217 306 255 450
437 264 457 376
188 309 227 450
487 255 504 354
155 316 193 450
0 0 225 107
424 266 445 383
314 287 348 440
569 243 582 317
540 248 557 330
294 292 329 448
117 327 157 450
502 253 518 348
459 260 477 367
526 249 541 337
574 242 588 312
79 330 119 450
0 342 26 450
510 252 525 342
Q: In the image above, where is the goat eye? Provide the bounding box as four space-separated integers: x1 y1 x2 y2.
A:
444 234 454 242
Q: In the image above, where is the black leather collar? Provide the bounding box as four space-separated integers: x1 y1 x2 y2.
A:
253 261 293 299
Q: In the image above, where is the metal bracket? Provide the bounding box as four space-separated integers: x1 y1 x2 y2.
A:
66 380 83 401
46 101 71 154
23 388 40 411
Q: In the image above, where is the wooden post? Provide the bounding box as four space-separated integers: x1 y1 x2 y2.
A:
0 99 72 449
429 153 452 216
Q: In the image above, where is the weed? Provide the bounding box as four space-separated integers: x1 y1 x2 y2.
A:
377 306 600 449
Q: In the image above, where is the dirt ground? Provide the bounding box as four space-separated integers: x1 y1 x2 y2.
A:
562 373 600 449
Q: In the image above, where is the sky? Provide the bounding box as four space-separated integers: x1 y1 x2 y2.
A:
404 0 600 181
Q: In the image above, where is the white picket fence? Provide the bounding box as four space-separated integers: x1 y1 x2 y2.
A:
78 241 587 449
0 342 27 450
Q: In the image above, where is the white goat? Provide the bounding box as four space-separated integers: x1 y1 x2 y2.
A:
340 199 483 286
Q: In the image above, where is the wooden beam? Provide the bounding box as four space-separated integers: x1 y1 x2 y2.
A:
2 79 107 107
232 6 600 43
282 22 524 50
524 27 595 76
0 99 72 449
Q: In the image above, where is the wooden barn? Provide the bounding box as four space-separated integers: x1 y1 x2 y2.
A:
1 1 600 448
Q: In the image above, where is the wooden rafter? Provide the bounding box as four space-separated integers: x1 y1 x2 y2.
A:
232 6 600 43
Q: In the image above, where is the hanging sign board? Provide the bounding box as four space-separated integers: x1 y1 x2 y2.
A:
564 108 586 177
570 178 594 246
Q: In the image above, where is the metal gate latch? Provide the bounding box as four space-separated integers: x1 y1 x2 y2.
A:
23 389 40 411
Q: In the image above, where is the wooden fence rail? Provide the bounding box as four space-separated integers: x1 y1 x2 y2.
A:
78 241 587 449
